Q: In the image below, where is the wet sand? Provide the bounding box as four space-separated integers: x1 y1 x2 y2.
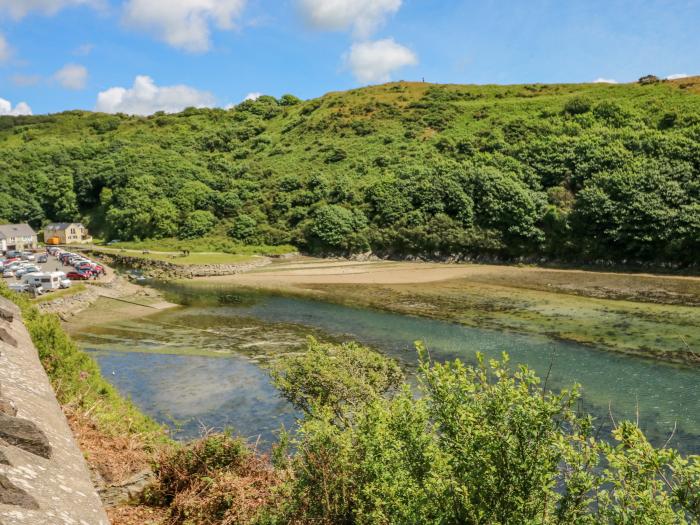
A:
197 258 700 306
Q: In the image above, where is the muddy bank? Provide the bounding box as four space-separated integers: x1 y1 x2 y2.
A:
181 259 700 365
37 265 177 324
200 258 700 306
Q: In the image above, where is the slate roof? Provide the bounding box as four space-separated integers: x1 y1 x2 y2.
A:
0 224 37 240
44 223 84 231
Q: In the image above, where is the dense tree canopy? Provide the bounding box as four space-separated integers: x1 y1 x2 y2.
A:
1 78 699 264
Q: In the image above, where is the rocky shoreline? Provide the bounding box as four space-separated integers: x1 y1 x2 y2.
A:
86 251 274 279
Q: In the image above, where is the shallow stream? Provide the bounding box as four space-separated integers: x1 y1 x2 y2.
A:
72 282 700 453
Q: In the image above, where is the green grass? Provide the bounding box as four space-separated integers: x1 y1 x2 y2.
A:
33 283 87 303
0 282 167 445
92 247 260 265
102 236 295 257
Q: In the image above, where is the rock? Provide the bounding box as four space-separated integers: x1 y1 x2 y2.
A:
0 414 52 460
0 449 9 465
0 398 17 417
98 469 155 507
0 474 39 510
0 328 17 348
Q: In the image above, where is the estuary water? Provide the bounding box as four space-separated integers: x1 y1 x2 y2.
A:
72 283 700 453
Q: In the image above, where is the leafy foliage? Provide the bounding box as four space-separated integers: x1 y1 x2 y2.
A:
1 80 699 263
0 283 164 444
263 340 700 524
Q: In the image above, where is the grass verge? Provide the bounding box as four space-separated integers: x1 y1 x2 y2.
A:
0 282 169 454
102 236 296 257
33 283 88 303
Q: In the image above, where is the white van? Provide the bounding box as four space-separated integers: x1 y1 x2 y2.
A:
22 272 63 291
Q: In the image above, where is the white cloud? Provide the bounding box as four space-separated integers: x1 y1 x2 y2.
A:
0 97 32 116
54 63 88 90
0 33 11 62
11 74 41 86
345 38 417 84
95 75 215 115
0 0 101 19
666 73 690 80
73 43 94 56
244 92 262 101
123 0 247 52
298 0 401 38
593 78 618 84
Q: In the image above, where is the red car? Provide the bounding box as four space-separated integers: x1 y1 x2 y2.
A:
66 271 90 280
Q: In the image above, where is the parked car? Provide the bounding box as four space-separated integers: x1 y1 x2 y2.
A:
21 252 36 261
66 271 90 280
14 267 31 278
2 269 14 278
22 265 41 274
59 279 72 289
37 254 48 263
8 283 30 293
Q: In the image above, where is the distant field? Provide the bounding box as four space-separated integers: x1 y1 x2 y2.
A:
90 247 260 266
107 237 296 256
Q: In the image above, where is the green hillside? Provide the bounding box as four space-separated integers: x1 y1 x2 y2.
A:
1 77 699 264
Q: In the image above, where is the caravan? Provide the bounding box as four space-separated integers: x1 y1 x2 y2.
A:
21 271 64 291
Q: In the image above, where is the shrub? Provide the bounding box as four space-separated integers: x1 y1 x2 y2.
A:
564 96 593 115
265 341 700 524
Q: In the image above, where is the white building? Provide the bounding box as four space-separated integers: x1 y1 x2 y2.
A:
0 224 38 253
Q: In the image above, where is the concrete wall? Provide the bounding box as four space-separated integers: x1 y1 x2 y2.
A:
0 297 109 525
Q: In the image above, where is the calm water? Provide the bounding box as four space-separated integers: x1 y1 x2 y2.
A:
73 283 700 453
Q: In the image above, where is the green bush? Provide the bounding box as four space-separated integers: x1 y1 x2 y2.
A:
0 284 164 443
308 205 369 253
264 341 700 524
180 210 217 239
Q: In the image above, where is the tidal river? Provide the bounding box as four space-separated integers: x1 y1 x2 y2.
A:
72 283 700 454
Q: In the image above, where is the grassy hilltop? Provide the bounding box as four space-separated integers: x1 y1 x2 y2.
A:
1 77 699 264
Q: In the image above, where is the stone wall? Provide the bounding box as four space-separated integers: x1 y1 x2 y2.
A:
91 252 272 279
0 297 109 525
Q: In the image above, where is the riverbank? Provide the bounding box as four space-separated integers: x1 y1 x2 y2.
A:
187 257 700 364
84 249 277 280
35 264 178 327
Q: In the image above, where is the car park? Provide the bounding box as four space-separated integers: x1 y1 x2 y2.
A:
22 272 64 291
14 267 32 278
66 271 90 280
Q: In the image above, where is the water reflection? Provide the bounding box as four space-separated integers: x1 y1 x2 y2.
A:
75 283 700 453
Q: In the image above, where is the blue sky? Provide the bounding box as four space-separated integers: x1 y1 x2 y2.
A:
0 0 698 115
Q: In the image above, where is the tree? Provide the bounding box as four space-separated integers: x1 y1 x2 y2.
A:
179 210 216 239
308 205 369 253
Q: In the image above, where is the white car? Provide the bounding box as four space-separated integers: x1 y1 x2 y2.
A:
59 279 72 289
2 269 13 278
14 267 31 278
